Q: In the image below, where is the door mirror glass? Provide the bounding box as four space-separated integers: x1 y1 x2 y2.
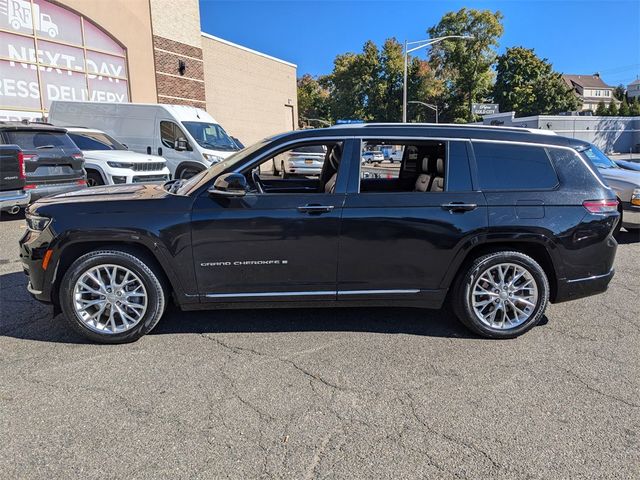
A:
208 173 247 197
174 137 188 151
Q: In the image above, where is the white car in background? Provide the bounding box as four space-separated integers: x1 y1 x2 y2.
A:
65 128 170 186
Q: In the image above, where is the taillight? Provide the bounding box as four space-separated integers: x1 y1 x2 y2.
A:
23 153 38 162
76 179 87 185
17 151 26 180
72 153 84 160
583 199 618 213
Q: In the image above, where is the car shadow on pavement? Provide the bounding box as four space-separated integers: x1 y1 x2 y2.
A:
617 229 640 245
0 270 483 343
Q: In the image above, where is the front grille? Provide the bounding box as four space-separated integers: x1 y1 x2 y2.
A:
132 175 168 183
131 162 165 172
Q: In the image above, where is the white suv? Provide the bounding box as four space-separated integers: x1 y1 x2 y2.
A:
65 128 170 186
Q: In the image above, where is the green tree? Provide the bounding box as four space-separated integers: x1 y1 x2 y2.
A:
493 47 580 116
595 100 608 116
297 74 331 126
618 97 631 116
613 84 626 101
427 8 504 122
630 96 640 116
321 41 381 121
607 101 618 116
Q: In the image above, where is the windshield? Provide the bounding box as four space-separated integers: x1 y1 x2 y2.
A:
581 145 618 169
67 132 126 151
175 137 273 195
4 130 77 150
182 121 239 152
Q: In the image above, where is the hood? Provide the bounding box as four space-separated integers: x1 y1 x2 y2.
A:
82 150 166 163
599 167 640 185
32 183 169 206
614 160 640 172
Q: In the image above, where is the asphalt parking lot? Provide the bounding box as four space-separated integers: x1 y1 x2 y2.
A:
1 214 638 479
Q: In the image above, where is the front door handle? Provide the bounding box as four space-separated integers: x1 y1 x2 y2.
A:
441 202 478 212
297 204 335 214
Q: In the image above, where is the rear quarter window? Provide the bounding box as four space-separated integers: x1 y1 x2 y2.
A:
473 142 558 190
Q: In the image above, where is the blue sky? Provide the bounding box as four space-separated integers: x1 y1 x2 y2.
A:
199 0 640 87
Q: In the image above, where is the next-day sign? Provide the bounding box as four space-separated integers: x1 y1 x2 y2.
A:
0 0 129 117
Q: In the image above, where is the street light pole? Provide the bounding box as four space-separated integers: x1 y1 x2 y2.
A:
408 100 439 123
402 35 474 123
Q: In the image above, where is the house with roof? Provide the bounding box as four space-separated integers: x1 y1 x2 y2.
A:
562 73 617 112
627 78 640 101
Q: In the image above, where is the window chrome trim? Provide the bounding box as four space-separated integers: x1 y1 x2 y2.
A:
566 270 614 284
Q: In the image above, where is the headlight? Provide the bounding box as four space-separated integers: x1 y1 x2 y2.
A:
632 188 640 206
203 153 223 163
107 161 134 169
26 214 51 231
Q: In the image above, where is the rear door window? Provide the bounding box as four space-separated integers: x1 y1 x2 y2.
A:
472 142 558 190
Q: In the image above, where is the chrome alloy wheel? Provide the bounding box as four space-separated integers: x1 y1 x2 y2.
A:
73 264 148 334
471 263 538 329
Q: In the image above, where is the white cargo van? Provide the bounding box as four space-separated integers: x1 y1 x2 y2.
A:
49 101 240 178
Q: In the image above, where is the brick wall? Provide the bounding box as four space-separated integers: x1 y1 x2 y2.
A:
153 35 206 108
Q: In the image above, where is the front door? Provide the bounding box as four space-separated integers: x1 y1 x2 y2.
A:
190 138 355 303
337 138 488 305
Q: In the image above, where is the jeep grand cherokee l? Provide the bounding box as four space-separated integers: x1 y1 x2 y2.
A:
0 123 86 202
20 124 619 343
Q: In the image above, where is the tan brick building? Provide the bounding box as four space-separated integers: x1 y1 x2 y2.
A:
0 0 298 145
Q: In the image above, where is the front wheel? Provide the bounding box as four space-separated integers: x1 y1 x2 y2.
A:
59 250 166 343
178 167 202 179
451 251 549 339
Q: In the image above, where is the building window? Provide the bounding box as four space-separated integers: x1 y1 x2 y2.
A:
0 0 129 122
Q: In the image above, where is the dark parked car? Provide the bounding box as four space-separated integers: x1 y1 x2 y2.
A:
20 124 619 343
0 123 86 202
0 144 30 214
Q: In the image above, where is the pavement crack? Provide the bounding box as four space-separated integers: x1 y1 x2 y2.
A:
560 367 639 408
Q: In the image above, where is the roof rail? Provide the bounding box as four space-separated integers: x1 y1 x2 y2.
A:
328 122 557 136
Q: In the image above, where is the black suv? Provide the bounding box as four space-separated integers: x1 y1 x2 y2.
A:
20 124 619 343
0 123 86 202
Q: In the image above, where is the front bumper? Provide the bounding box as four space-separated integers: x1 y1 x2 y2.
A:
621 202 640 228
27 183 86 202
285 166 322 176
19 227 56 303
554 269 615 303
0 189 30 211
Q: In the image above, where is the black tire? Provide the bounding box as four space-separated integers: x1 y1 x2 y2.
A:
59 250 166 344
451 251 549 339
178 167 202 180
280 161 288 179
86 170 104 187
272 159 278 176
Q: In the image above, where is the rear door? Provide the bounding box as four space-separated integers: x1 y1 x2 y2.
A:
337 137 488 305
3 129 84 186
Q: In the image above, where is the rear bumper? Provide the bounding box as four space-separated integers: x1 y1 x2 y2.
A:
27 183 86 202
0 189 30 211
554 269 615 303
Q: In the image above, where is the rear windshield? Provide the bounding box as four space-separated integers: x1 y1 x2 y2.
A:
4 130 77 150
68 132 126 151
292 145 326 154
581 145 618 169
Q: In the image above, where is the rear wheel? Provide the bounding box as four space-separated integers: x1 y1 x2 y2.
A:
280 161 288 179
59 250 166 343
451 251 549 339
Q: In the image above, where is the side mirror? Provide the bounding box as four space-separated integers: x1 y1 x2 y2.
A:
121 143 128 150
174 138 188 151
231 136 244 149
208 173 247 197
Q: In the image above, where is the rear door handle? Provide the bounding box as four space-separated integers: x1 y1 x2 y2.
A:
441 202 478 212
297 204 335 214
